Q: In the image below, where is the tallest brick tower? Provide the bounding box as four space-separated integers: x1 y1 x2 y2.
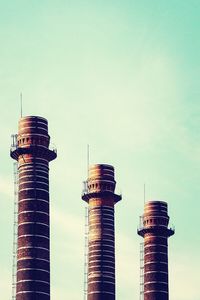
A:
10 116 57 300
82 164 121 300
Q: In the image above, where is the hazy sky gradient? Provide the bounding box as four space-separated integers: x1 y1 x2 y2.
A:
0 1 200 299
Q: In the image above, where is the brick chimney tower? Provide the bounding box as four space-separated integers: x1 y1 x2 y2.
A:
138 200 174 300
82 164 121 300
10 116 57 300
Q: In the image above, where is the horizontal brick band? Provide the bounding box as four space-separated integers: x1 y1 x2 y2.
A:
17 259 49 271
88 274 115 281
89 231 114 238
89 242 114 249
18 208 49 217
144 252 168 262
19 200 49 212
18 223 49 236
89 205 115 211
89 249 114 255
19 181 49 191
19 198 49 204
18 235 49 249
19 165 48 175
144 272 168 282
89 266 115 274
145 262 168 272
88 281 115 293
90 225 114 232
89 254 114 261
88 292 115 300
19 156 50 165
89 259 115 266
17 279 50 293
144 245 168 254
144 282 168 292
16 291 50 300
19 168 49 176
17 268 50 281
18 247 49 260
18 126 48 134
19 189 49 201
18 211 49 224
19 176 49 184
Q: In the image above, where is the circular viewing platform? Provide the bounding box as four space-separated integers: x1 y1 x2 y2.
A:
82 164 121 203
10 116 57 162
137 200 175 237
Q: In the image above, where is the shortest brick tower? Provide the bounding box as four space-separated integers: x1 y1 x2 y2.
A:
82 164 121 300
138 200 174 300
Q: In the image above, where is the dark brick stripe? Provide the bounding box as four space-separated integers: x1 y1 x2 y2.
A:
17 269 50 281
19 189 49 201
19 170 49 177
17 281 49 296
144 244 167 253
145 252 168 262
144 272 168 282
18 236 49 249
18 223 49 236
19 126 48 134
19 176 49 184
17 258 49 270
88 282 115 294
19 200 49 212
144 282 168 292
18 247 49 260
144 290 168 300
145 262 168 272
18 212 49 224
89 241 114 248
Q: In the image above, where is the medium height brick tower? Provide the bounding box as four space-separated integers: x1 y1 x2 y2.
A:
138 200 174 300
82 164 121 300
10 116 57 300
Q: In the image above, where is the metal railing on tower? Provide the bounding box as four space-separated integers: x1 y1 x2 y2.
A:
84 206 89 300
139 242 144 300
12 160 18 300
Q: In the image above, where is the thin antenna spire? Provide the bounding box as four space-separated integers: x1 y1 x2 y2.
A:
87 144 90 177
144 183 146 204
20 93 23 117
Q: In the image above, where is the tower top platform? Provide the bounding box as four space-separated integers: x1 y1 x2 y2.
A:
10 115 57 161
82 164 121 203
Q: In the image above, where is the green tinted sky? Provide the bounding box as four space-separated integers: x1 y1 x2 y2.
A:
0 1 199 299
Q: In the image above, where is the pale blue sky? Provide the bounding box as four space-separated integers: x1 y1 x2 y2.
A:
0 1 200 299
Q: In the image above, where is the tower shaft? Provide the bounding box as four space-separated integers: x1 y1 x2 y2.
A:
82 164 121 300
138 201 174 300
11 116 56 300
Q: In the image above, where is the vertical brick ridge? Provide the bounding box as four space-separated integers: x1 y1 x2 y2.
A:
138 201 174 300
11 116 57 300
82 164 121 300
